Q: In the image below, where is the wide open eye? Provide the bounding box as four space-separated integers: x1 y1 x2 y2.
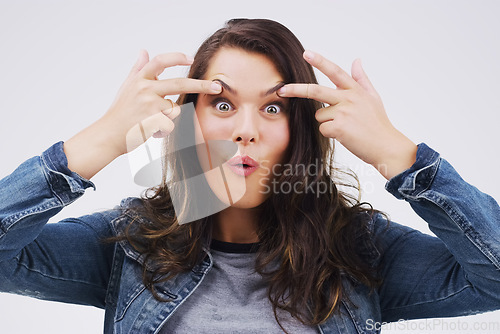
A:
215 101 233 113
265 104 281 115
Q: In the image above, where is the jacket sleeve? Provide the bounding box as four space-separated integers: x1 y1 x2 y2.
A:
375 143 500 322
0 142 118 308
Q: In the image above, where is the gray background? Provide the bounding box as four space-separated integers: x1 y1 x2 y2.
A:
1 0 499 332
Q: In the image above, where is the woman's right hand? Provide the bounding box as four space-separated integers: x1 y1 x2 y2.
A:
64 51 222 180
105 50 222 154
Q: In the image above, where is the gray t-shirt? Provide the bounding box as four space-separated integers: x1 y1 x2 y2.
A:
161 239 319 333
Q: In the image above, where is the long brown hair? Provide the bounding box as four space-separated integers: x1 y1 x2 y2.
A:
116 18 382 331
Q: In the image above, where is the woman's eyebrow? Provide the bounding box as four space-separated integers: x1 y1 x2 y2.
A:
212 79 236 95
264 82 286 97
211 79 286 97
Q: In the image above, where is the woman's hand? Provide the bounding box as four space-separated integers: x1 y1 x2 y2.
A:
277 50 417 180
64 51 222 180
104 50 222 154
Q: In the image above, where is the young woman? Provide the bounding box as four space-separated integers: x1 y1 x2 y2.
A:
1 18 499 334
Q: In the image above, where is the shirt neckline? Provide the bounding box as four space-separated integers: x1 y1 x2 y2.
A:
210 239 261 254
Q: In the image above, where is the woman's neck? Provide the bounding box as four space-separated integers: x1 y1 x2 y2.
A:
212 206 260 243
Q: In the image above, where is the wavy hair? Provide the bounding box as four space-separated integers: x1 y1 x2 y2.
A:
114 18 382 332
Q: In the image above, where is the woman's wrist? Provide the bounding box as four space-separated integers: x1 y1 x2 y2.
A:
374 134 417 180
64 115 125 180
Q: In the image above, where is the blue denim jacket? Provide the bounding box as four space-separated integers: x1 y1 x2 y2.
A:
1 142 499 334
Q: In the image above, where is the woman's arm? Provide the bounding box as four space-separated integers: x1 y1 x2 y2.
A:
375 143 500 321
0 50 222 304
0 142 117 307
0 50 218 260
64 50 221 179
279 51 500 319
277 50 417 180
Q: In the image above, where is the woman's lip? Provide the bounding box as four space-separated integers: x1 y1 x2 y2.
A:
227 155 259 167
226 155 259 176
227 164 258 176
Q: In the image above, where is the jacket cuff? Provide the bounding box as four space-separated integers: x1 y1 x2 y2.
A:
385 143 441 200
41 141 95 204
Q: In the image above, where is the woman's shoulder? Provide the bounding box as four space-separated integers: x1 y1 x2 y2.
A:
106 196 167 267
67 197 146 237
107 196 148 233
368 212 432 244
117 196 145 210
366 211 445 267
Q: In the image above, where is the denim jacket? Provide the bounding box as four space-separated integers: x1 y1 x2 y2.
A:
0 142 499 334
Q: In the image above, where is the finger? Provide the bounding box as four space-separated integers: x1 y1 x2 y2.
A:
318 120 339 139
277 83 342 105
152 78 222 96
315 105 337 123
125 112 175 152
141 112 175 139
303 50 358 90
130 49 150 74
161 100 181 119
140 52 194 80
351 58 378 96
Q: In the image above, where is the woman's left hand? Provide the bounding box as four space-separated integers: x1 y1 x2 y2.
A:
277 50 417 180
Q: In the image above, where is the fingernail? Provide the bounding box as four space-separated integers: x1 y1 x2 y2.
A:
211 82 222 92
304 50 315 61
186 55 195 63
278 86 286 96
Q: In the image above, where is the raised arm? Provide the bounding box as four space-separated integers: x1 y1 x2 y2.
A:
0 141 115 306
64 50 221 179
278 50 500 320
376 143 500 321
277 50 417 180
0 50 222 305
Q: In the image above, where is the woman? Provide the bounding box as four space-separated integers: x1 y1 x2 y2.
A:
0 18 499 334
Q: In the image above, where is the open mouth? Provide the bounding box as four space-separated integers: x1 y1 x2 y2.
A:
227 155 259 176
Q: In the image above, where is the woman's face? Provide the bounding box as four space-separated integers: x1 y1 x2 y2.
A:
194 47 290 209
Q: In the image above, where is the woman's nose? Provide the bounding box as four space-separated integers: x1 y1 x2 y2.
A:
232 107 259 145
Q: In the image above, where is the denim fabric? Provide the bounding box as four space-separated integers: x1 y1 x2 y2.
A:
0 141 499 334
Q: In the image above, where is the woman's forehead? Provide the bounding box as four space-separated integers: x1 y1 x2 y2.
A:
203 47 284 95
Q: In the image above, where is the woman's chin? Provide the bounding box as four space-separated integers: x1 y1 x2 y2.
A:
211 187 267 209
229 195 267 209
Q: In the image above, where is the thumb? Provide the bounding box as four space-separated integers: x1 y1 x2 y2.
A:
130 49 149 74
351 59 378 95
